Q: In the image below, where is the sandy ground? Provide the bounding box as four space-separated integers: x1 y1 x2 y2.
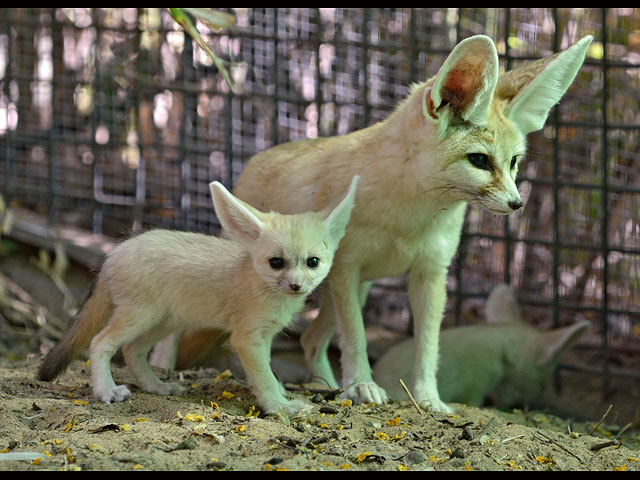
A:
0 244 638 471
0 353 638 472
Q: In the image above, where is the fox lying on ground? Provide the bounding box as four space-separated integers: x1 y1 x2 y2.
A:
38 176 359 415
174 34 593 413
374 284 590 408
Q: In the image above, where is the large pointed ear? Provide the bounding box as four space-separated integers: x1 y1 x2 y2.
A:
424 35 499 128
485 283 523 324
321 175 359 245
538 320 590 366
210 181 265 245
498 35 592 135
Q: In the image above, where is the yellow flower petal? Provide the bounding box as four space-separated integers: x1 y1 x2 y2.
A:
214 369 232 383
246 406 260 418
356 451 372 462
385 417 400 426
219 391 234 400
506 460 522 470
183 413 205 422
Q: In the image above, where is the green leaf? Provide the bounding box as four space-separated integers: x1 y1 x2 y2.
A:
168 8 237 92
181 8 236 31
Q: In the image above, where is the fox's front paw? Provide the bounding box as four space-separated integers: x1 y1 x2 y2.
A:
262 397 310 417
94 385 131 404
417 396 454 414
341 381 388 405
147 382 186 397
280 398 311 417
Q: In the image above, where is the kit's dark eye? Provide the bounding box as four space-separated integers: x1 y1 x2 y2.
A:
510 156 518 170
306 257 319 268
269 257 285 269
467 153 491 171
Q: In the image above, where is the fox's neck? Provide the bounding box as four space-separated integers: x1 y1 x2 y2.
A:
353 83 466 221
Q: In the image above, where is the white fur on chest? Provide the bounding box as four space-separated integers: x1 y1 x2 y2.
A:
349 199 467 280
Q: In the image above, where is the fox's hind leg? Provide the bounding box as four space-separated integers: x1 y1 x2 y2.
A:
89 305 162 403
89 308 134 403
123 326 186 397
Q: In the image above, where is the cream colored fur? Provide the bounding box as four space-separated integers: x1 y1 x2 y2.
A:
226 35 592 413
373 284 590 408
38 176 359 415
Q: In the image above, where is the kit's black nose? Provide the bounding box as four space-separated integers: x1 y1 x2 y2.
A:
290 283 301 292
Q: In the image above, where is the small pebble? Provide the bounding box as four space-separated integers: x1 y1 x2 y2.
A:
403 450 425 466
450 447 465 459
461 426 474 441
319 405 339 414
172 435 197 451
207 462 226 471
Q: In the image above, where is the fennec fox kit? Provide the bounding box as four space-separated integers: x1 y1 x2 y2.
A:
226 34 592 413
38 176 359 415
374 284 590 408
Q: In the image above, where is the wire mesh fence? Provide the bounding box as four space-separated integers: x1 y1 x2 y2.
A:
0 8 638 399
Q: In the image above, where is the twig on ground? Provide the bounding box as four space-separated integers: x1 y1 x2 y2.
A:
398 378 423 415
615 422 633 439
588 404 613 436
534 431 584 463
590 440 620 451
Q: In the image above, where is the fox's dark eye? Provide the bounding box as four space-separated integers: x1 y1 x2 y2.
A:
467 153 491 171
269 257 285 269
307 257 319 268
510 156 518 170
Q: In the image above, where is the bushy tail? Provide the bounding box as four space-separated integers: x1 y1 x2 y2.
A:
175 330 231 370
38 275 113 381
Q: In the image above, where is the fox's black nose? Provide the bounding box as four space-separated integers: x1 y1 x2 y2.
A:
290 283 301 292
508 199 523 211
